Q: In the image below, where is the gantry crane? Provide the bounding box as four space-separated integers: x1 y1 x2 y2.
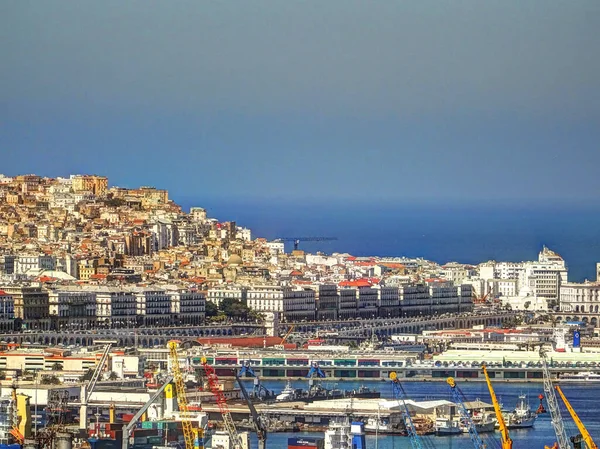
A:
540 352 571 449
168 341 195 449
447 377 485 449
239 362 271 399
482 365 512 449
201 357 242 449
555 386 597 449
390 372 423 449
235 371 267 449
80 344 112 435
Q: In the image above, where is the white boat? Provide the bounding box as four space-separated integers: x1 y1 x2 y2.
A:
559 371 600 382
502 395 536 429
276 381 296 401
462 409 497 433
435 417 461 435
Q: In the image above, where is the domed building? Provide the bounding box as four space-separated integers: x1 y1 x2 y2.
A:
224 254 243 282
227 254 243 266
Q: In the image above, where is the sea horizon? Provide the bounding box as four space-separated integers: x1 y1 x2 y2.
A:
178 197 600 283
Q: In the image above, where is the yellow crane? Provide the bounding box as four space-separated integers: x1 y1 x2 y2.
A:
555 385 597 449
482 365 512 449
168 341 196 449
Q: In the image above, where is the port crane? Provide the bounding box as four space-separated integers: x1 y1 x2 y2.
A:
555 386 597 449
446 377 485 449
275 237 337 251
482 365 512 449
540 352 571 449
80 343 112 435
235 371 267 449
121 376 174 449
201 357 242 449
389 372 424 449
168 341 196 449
239 362 272 399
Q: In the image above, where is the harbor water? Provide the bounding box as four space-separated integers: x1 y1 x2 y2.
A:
239 379 600 449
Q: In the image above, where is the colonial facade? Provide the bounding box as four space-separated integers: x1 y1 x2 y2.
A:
559 282 600 326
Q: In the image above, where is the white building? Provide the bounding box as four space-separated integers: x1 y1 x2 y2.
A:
206 286 248 307
559 281 600 326
14 254 56 274
266 241 285 255
500 286 548 312
519 262 567 306
246 285 284 313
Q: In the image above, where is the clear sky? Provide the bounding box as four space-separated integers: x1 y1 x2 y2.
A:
1 1 599 204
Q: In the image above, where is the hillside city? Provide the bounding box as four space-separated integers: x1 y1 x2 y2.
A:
0 173 597 333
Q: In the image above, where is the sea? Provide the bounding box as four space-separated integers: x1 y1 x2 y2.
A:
180 198 600 283
238 379 600 449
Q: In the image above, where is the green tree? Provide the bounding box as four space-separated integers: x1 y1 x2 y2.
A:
52 362 63 371
80 368 94 382
108 371 119 380
205 301 219 318
523 301 531 310
0 370 5 381
41 375 61 385
219 298 251 320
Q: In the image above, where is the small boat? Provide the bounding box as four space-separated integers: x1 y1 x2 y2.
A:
463 409 497 433
276 381 296 401
435 417 461 435
503 395 536 429
344 385 381 399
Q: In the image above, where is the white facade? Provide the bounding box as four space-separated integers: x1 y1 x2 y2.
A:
500 286 548 312
237 227 252 241
206 286 247 307
560 282 600 325
266 241 285 255
14 254 56 274
247 285 284 312
519 262 567 304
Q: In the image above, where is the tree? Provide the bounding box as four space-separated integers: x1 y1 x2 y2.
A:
523 301 531 310
219 298 252 320
205 301 219 318
52 362 63 371
0 370 6 381
80 368 94 382
108 371 119 380
41 375 61 385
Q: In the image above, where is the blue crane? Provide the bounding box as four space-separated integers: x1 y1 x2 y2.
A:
390 372 424 449
306 362 326 379
447 377 486 449
239 362 272 399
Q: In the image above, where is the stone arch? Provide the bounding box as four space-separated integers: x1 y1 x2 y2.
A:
141 338 148 347
44 337 50 345
68 337 75 345
154 338 160 347
591 317 598 326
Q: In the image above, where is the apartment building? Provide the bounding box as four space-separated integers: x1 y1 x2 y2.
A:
559 281 600 326
283 288 316 322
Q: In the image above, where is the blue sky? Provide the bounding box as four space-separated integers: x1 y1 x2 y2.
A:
1 1 599 204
